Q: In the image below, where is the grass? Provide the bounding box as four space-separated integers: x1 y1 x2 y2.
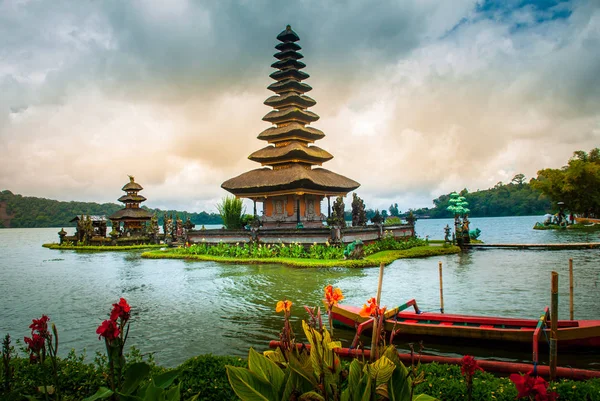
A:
141 244 461 268
43 243 164 251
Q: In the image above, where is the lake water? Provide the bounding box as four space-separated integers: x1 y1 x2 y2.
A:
1 216 599 369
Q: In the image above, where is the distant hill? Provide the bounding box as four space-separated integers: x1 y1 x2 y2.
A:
0 190 222 228
408 181 552 219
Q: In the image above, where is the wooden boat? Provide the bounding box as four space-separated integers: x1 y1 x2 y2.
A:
331 300 600 353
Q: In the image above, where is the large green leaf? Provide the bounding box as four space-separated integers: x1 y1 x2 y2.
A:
121 362 152 395
370 356 396 385
413 395 439 401
288 351 318 388
248 347 285 393
298 391 326 400
165 384 181 401
281 363 314 401
226 365 277 401
82 387 114 401
358 367 372 401
153 369 179 389
143 384 164 401
382 345 411 401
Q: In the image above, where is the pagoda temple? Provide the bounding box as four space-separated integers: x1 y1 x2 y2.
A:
221 25 359 229
109 176 152 234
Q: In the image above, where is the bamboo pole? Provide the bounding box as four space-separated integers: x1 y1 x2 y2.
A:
439 261 445 313
550 271 559 382
569 258 574 320
371 262 385 361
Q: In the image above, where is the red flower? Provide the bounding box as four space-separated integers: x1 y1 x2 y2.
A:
96 319 120 340
359 297 383 318
461 355 483 378
24 334 45 353
110 298 131 321
510 372 558 401
29 315 50 337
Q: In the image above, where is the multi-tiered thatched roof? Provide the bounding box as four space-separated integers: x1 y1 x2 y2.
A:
222 25 359 198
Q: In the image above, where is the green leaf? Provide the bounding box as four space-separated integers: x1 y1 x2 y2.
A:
345 360 363 401
143 383 164 401
370 356 396 385
226 365 277 401
82 387 114 401
413 395 439 401
298 391 326 400
248 347 285 393
165 384 181 401
288 351 319 388
153 369 179 389
121 362 152 395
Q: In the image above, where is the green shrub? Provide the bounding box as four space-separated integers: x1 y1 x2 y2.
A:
178 354 246 401
217 197 245 229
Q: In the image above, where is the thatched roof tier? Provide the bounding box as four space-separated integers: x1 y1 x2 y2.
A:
118 194 147 203
267 80 312 94
263 108 319 125
122 178 143 191
264 93 316 109
271 59 306 70
277 25 300 42
269 69 309 82
276 41 301 52
257 122 324 143
249 142 333 165
222 165 359 196
274 50 303 60
108 208 152 221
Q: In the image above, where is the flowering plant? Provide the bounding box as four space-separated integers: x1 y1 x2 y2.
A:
323 285 344 334
510 371 558 401
461 355 483 401
96 297 131 394
24 315 60 398
275 299 294 354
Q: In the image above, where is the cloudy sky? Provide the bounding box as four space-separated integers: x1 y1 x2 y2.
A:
1 0 599 213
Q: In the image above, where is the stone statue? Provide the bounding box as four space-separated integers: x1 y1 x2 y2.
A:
343 240 364 260
469 228 481 240
176 215 183 239
444 224 451 243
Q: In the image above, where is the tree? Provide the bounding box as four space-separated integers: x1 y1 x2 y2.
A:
532 148 600 217
511 173 526 186
351 193 367 227
388 203 399 217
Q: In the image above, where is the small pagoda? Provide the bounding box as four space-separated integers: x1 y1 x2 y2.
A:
109 176 152 234
222 25 359 229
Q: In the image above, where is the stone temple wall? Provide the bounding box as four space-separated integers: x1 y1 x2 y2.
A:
185 224 414 246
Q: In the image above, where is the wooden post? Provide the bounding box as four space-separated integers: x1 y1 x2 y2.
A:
569 258 574 320
550 271 559 382
439 261 444 313
371 262 385 361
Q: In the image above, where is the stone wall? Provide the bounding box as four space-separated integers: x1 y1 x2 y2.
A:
186 224 414 245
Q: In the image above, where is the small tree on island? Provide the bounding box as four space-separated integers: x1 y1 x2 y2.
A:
351 193 367 227
327 196 346 228
217 196 246 229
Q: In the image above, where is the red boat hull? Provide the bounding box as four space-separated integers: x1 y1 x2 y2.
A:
331 304 600 348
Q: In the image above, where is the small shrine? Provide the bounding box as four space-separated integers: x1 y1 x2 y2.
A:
221 25 360 229
108 176 152 235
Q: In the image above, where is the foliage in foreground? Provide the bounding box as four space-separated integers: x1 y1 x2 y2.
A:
4 347 600 400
